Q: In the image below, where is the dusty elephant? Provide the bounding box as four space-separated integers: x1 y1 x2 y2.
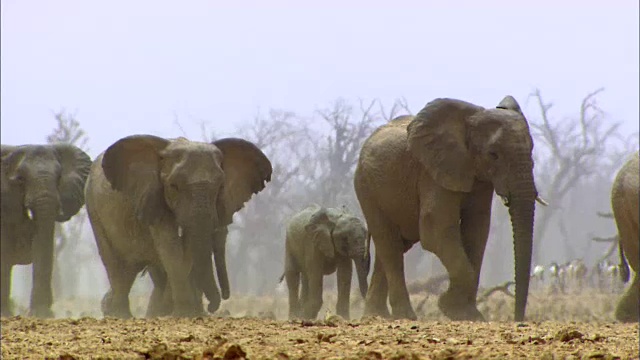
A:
85 135 272 318
354 96 546 321
1 144 92 318
611 152 639 322
280 205 371 320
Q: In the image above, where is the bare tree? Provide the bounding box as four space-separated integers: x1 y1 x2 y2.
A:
528 88 634 264
45 110 92 300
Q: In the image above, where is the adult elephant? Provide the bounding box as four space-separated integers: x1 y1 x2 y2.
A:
354 96 546 321
1 144 92 318
611 152 638 322
85 135 272 318
280 204 371 320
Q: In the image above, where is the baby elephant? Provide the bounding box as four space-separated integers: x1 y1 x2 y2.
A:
280 204 371 320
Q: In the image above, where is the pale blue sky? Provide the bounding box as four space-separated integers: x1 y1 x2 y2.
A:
2 0 638 158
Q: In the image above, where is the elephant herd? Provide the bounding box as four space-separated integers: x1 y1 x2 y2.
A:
1 96 637 324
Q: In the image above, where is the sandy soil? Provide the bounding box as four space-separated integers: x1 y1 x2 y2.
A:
1 290 638 359
2 316 638 359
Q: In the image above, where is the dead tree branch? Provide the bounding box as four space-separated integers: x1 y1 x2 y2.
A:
477 281 516 303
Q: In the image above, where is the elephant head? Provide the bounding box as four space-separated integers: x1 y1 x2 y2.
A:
1 144 92 315
2 144 92 223
305 206 371 297
100 135 272 311
406 96 543 321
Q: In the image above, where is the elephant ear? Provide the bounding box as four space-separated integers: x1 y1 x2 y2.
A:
101 135 171 224
305 208 336 258
1 145 21 220
496 95 524 115
52 144 93 222
407 98 483 193
334 216 365 258
212 138 272 225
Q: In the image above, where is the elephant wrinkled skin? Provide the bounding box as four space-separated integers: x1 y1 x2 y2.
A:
611 152 639 322
1 144 92 318
280 205 371 320
85 135 272 318
354 96 543 321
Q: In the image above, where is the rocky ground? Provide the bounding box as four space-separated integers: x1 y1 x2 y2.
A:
1 289 638 359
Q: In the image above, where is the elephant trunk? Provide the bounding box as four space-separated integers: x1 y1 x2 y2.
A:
508 159 536 322
213 227 230 300
186 183 222 312
29 197 59 313
354 254 370 298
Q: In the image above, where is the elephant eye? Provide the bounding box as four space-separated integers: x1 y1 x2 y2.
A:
488 151 499 160
10 174 25 184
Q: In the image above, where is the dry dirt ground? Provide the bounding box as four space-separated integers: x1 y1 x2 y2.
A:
2 290 639 359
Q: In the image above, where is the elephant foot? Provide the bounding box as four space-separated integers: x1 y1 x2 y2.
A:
28 306 54 319
101 291 133 319
390 304 417 321
207 298 221 313
104 308 133 319
438 293 485 322
171 304 206 318
146 304 172 318
363 302 392 319
614 303 639 323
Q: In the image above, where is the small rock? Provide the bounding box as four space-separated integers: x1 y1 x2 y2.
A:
179 334 196 342
223 344 246 360
363 351 383 360
555 328 584 342
317 333 337 343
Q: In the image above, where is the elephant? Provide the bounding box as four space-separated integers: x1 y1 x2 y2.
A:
611 151 639 322
279 204 371 320
84 135 272 318
1 144 92 317
354 96 546 321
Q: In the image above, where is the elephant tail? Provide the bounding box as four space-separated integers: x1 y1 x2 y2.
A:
619 240 631 283
277 271 285 284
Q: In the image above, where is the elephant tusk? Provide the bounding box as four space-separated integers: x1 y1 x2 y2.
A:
536 195 549 207
59 209 65 217
26 208 34 220
178 226 183 238
499 195 510 207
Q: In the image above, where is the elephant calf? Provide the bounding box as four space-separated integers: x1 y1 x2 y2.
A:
611 152 639 322
280 205 371 320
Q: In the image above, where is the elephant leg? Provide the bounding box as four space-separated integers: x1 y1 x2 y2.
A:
146 266 170 318
300 272 309 312
420 188 484 321
459 186 493 306
363 254 390 318
375 237 415 320
102 264 138 319
615 273 639 322
153 231 199 317
285 268 301 320
91 220 136 318
428 228 484 320
302 269 323 320
362 205 414 320
1 261 13 317
336 257 352 319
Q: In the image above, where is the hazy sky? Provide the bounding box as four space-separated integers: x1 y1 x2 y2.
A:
2 0 638 158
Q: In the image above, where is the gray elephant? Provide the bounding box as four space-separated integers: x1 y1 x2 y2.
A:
611 152 638 322
354 96 546 321
280 204 371 320
85 135 272 318
1 144 92 317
